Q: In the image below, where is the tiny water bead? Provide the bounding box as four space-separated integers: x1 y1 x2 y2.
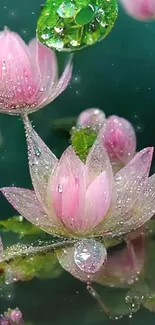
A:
57 2 77 18
36 0 118 51
74 239 107 273
125 294 142 313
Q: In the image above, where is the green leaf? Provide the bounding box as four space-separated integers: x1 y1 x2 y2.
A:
51 117 76 132
0 239 76 284
104 237 123 249
3 251 62 282
143 293 155 312
145 219 155 236
88 281 149 319
88 284 131 319
37 0 118 52
71 127 97 162
0 216 42 237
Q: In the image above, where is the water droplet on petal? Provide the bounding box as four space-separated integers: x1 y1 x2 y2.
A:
74 239 107 274
58 184 63 193
34 145 41 158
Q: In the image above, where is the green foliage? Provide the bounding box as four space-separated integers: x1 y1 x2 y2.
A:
51 117 76 132
0 241 64 284
71 127 97 162
143 293 155 312
37 0 118 52
0 216 42 237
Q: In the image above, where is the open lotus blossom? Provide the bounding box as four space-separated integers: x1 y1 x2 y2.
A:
103 115 136 167
1 116 155 275
119 0 155 20
0 27 72 115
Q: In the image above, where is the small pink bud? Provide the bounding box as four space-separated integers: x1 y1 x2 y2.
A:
77 108 105 131
10 309 23 324
103 115 136 166
1 308 24 325
119 0 155 20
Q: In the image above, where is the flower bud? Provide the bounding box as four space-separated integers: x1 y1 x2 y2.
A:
120 0 155 20
103 115 136 166
0 27 72 115
77 108 105 132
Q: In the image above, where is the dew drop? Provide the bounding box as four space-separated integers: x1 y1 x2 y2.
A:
125 294 141 313
57 2 76 18
34 145 41 158
2 61 6 70
74 239 107 274
58 184 63 193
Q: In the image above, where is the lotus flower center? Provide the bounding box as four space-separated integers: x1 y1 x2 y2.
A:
74 239 107 274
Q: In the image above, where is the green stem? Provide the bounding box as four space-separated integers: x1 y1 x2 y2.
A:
2 239 77 263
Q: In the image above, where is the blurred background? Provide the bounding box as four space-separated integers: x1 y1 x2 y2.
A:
0 0 155 324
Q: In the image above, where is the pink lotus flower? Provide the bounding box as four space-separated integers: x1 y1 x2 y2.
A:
0 27 72 115
103 115 136 166
119 0 155 20
1 117 155 274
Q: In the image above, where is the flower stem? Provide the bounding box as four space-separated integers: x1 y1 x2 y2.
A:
2 239 77 263
87 284 110 315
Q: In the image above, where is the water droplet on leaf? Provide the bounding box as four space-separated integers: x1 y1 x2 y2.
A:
37 0 118 51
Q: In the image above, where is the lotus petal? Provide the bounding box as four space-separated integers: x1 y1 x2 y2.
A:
48 146 86 232
93 148 154 237
113 147 153 216
85 171 112 232
28 38 58 109
1 187 55 227
23 115 58 212
86 128 113 185
45 56 73 105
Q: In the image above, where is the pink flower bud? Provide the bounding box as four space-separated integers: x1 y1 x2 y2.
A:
0 308 24 325
119 0 155 20
103 115 136 166
77 108 105 131
0 27 72 115
10 309 23 324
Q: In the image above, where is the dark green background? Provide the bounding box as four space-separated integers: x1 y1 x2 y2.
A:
0 0 155 324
